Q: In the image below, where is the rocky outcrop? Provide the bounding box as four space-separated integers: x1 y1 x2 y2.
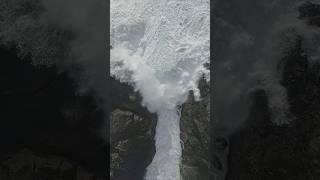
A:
110 109 156 180
180 76 210 180
108 71 158 180
109 75 210 180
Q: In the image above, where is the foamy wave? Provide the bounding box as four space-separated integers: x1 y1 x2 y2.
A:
111 0 209 179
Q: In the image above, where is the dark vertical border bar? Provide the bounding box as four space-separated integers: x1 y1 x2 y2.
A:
106 0 110 179
210 0 214 179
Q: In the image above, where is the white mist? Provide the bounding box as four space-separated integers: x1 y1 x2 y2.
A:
110 0 209 179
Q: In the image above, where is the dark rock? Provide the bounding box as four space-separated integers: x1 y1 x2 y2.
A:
110 109 156 180
180 76 210 180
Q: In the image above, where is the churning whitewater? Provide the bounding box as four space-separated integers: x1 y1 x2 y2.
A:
110 0 209 179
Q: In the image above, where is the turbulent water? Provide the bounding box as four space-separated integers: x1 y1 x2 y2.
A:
110 0 209 179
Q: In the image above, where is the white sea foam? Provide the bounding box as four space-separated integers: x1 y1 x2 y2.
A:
110 0 209 179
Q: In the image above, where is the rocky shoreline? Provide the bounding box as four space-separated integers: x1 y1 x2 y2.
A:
110 75 210 180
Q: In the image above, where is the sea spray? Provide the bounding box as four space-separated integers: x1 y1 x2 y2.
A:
111 0 209 179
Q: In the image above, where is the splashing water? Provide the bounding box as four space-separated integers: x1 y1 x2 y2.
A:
110 0 209 179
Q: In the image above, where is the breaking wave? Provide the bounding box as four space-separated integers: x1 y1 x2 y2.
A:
110 0 209 179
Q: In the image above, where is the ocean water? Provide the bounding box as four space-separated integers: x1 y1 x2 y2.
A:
110 0 210 179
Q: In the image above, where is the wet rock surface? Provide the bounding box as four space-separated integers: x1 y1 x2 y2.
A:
108 75 157 180
180 77 210 180
110 109 156 180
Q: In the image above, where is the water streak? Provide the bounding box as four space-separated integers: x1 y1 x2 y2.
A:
110 0 209 179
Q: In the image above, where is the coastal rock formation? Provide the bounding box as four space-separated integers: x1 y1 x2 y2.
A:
110 109 156 180
180 76 210 180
